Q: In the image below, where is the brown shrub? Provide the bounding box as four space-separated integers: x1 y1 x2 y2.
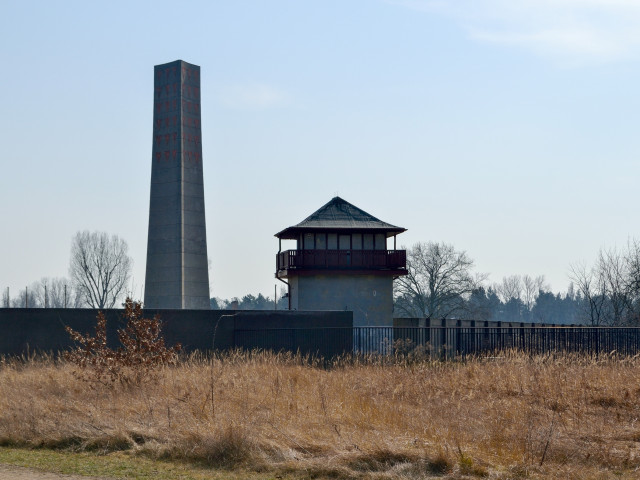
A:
63 297 180 385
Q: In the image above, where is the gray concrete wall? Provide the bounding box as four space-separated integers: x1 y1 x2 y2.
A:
144 60 210 309
0 309 352 358
290 274 393 326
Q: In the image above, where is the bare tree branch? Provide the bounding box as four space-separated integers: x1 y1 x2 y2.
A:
394 241 484 319
568 242 640 326
70 231 132 309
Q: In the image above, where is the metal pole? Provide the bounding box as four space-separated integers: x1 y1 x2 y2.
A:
275 285 277 310
64 285 67 308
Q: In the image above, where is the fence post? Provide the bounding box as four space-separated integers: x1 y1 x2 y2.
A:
440 319 446 360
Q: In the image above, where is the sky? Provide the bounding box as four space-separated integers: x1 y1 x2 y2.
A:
1 0 640 302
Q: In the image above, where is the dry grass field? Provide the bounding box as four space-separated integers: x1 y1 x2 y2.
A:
1 350 640 479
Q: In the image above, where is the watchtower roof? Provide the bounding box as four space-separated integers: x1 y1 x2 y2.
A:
275 196 406 239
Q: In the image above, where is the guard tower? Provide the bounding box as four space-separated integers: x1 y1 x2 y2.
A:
275 197 407 326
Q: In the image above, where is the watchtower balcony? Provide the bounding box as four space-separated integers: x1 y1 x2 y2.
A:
276 249 407 277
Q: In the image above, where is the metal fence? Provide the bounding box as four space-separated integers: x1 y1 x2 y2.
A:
235 326 640 359
356 326 640 358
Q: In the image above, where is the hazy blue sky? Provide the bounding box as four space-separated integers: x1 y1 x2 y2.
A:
1 0 639 301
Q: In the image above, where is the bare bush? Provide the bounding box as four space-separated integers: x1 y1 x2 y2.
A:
64 298 181 385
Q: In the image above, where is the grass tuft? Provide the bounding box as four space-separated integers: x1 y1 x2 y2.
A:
346 449 417 472
426 451 452 475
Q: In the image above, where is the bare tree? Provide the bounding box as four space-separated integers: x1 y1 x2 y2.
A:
493 274 549 321
11 286 41 308
34 278 84 308
569 243 640 326
3 279 85 309
495 275 523 304
394 241 484 319
522 275 549 311
30 279 52 308
598 247 631 325
69 231 132 309
569 261 610 325
53 278 84 308
626 239 640 322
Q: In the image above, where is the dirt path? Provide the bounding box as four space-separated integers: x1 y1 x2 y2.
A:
0 464 115 480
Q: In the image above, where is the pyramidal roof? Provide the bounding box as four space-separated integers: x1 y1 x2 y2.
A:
275 196 406 239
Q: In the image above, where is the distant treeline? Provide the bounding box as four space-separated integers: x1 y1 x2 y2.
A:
394 241 640 326
395 283 583 325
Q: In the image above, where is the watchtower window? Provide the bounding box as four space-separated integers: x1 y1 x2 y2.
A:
375 233 386 250
316 233 327 250
352 233 362 250
339 235 350 250
304 233 314 249
328 233 338 250
363 234 373 250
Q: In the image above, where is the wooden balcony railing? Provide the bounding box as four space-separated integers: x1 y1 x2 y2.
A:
277 249 407 273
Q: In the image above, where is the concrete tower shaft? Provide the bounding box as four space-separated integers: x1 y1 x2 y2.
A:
144 60 210 309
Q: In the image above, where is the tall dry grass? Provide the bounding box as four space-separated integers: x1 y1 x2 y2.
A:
1 350 640 479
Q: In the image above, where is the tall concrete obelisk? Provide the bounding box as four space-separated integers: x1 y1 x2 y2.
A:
144 60 210 309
